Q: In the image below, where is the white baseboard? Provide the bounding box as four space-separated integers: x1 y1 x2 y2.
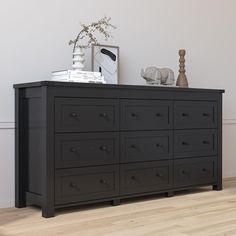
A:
0 200 14 209
223 119 236 125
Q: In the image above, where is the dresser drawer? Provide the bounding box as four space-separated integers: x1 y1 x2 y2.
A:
174 130 217 158
120 131 173 163
55 133 119 168
121 100 172 130
55 166 119 205
174 157 217 188
55 98 118 132
120 161 173 195
174 101 217 129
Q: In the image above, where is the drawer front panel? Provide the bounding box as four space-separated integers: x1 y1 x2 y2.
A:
121 100 172 130
55 98 118 132
174 157 217 188
120 131 173 163
174 101 217 129
120 161 173 195
174 130 217 158
55 166 119 205
55 133 119 168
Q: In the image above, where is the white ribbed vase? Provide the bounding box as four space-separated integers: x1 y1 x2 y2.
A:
72 47 85 71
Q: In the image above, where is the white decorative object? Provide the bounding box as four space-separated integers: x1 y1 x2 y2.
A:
141 67 175 86
72 47 85 71
92 45 119 84
141 67 161 85
69 17 116 72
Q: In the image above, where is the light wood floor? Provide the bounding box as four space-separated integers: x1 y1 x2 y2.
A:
1 179 236 236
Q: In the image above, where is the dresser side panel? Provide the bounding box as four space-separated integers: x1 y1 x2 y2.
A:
26 96 43 195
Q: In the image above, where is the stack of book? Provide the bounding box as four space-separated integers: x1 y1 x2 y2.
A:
51 70 106 84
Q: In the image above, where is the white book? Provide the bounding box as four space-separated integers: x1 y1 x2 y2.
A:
68 78 106 84
52 74 104 79
51 74 105 81
51 74 106 84
52 70 101 77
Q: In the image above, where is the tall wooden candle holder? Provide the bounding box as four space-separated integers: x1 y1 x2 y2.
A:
176 49 189 87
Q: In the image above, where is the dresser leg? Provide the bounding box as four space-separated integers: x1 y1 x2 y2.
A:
213 183 223 191
15 89 27 209
111 199 121 206
15 198 26 208
42 207 55 218
165 191 174 197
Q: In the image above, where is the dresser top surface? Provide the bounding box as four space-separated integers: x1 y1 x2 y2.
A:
13 81 225 93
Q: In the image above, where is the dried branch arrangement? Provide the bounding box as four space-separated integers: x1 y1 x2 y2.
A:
69 16 116 53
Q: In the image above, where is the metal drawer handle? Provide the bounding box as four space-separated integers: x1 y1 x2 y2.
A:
182 142 189 146
203 113 210 117
70 112 79 118
182 113 189 117
100 112 108 118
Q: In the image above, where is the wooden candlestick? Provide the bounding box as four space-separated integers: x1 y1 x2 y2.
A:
176 49 189 87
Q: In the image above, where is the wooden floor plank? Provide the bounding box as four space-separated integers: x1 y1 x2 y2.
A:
1 179 236 236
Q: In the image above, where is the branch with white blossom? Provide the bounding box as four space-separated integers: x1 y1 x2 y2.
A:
69 16 116 53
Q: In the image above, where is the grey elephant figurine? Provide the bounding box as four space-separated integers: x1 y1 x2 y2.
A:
141 67 175 85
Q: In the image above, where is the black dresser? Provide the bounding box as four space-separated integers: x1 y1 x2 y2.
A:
14 81 224 218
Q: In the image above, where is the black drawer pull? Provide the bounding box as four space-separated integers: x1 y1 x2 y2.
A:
202 141 210 145
131 176 140 182
69 182 80 191
70 113 79 118
156 143 163 148
156 173 163 178
182 113 189 117
156 113 162 117
202 168 207 172
182 142 189 146
100 146 108 152
70 147 78 153
100 112 108 118
131 113 139 117
70 182 77 188
182 170 187 175
100 179 108 185
203 113 210 117
131 144 137 149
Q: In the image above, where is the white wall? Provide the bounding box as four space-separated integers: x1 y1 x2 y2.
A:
1 0 236 208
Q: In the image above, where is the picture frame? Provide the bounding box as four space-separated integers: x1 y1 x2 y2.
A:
92 44 119 84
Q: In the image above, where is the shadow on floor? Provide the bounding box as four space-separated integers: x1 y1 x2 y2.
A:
56 186 214 217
